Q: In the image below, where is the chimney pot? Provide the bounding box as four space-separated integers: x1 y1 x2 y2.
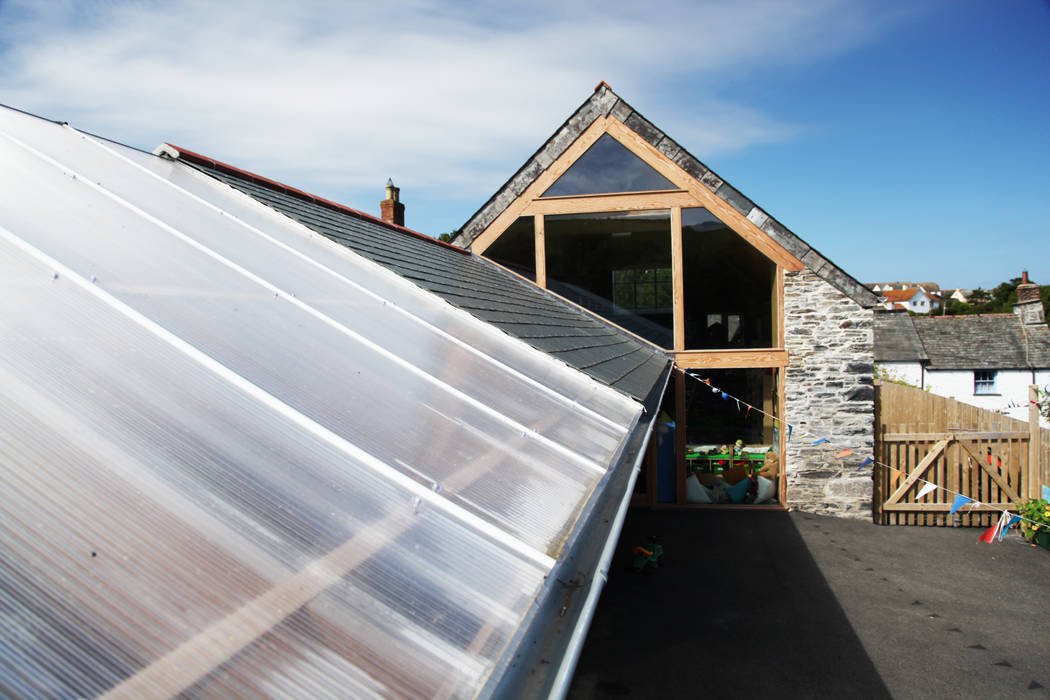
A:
381 179 405 227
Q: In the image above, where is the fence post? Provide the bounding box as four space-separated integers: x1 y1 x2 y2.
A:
1030 384 1041 500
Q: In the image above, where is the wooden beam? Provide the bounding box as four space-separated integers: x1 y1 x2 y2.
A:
955 439 1021 503
670 206 684 351
777 367 787 506
884 438 950 506
603 118 804 272
887 502 1017 513
675 369 686 505
534 214 546 288
674 349 788 369
522 191 695 216
775 265 785 348
881 432 1030 441
471 116 608 255
1030 384 1041 499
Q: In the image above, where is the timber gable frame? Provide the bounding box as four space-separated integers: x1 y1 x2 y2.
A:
455 82 876 307
457 83 879 509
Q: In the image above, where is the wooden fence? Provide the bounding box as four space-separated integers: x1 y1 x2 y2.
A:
874 382 1050 527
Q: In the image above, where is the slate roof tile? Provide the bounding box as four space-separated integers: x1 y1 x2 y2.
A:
168 148 670 401
875 312 1050 369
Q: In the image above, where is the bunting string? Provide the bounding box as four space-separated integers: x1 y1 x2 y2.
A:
682 371 1047 542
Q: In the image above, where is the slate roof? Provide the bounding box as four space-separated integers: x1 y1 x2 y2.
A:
454 83 878 308
158 145 671 402
875 312 1050 369
874 312 928 362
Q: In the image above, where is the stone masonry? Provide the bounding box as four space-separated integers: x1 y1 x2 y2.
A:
784 269 875 518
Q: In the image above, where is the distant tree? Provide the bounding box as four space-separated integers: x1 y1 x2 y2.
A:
437 232 453 243
988 278 1021 312
966 287 990 311
942 276 1049 323
943 298 975 315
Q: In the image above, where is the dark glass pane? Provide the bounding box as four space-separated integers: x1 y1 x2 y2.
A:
541 134 676 197
545 210 673 347
613 284 634 308
656 283 672 307
483 216 535 280
682 367 780 477
637 284 655 308
682 207 775 349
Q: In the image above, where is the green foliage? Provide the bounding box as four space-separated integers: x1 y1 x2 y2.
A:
437 232 453 242
1017 498 1050 541
874 364 923 389
938 276 1048 319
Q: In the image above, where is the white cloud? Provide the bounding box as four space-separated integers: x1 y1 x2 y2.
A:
0 0 918 230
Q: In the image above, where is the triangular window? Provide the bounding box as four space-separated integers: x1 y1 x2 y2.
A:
540 133 676 197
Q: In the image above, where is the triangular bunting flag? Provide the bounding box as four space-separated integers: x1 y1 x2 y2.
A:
999 513 1018 542
858 457 874 470
979 511 1010 544
835 448 854 458
735 398 741 412
915 482 938 500
811 438 828 445
949 494 973 515
1007 514 1022 530
788 425 793 440
978 520 999 543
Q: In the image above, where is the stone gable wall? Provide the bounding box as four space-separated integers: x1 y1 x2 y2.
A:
784 269 875 518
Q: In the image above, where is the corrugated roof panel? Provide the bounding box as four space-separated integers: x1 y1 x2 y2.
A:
187 163 671 401
0 106 642 698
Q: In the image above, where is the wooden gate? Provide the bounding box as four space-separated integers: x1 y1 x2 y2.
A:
874 382 1050 526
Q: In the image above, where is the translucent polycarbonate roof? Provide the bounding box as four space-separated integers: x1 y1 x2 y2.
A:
0 106 642 698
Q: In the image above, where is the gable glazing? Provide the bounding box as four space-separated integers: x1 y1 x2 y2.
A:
540 133 676 197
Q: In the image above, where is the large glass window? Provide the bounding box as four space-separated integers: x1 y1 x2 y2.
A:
546 210 673 347
541 134 676 197
483 215 535 279
682 207 775 349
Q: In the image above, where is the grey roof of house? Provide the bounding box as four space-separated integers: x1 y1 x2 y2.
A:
874 312 928 362
453 83 878 309
165 146 670 402
875 312 1050 369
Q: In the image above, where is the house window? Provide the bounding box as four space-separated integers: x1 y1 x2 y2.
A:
974 370 997 395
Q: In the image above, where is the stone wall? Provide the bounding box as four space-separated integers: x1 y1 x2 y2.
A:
784 269 875 518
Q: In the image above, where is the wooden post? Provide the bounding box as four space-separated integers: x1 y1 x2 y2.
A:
675 368 687 505
1030 384 1040 499
670 206 685 351
534 215 546 288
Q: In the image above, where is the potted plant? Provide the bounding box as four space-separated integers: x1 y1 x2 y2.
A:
1017 498 1050 551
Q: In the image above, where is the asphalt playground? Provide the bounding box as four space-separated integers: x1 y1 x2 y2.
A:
568 508 1050 699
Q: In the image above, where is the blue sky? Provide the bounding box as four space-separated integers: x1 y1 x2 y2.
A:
1 0 1046 289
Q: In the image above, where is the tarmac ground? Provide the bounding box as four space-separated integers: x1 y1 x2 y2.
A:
568 508 1050 699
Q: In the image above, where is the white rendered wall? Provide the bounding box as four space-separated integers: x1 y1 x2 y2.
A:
924 368 1050 428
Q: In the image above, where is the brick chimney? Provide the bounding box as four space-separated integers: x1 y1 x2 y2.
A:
1014 270 1045 326
380 178 404 227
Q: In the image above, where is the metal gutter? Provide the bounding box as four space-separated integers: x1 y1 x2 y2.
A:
478 361 672 699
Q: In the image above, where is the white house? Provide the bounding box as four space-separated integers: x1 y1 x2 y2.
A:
874 275 1050 426
878 287 940 313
